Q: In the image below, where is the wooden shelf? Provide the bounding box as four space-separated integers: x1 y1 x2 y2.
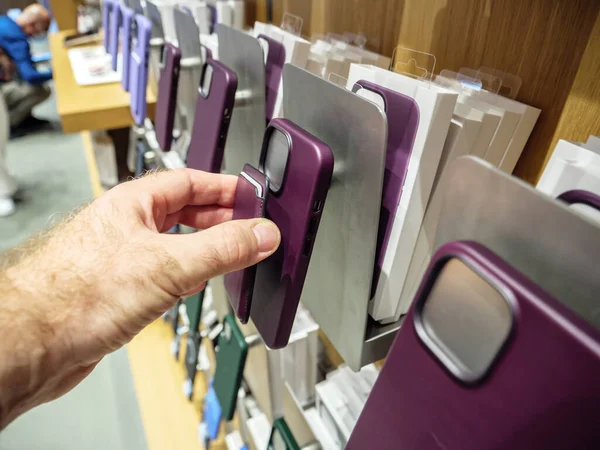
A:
127 320 229 450
49 31 156 133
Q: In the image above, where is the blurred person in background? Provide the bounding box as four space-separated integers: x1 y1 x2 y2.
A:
0 47 18 216
0 3 52 137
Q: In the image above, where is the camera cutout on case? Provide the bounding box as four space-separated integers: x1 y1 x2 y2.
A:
160 44 167 68
414 257 514 384
352 84 386 111
261 127 291 194
199 63 213 98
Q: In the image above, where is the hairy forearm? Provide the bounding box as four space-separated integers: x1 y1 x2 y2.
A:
0 210 96 429
0 169 280 429
0 255 63 428
0 198 179 428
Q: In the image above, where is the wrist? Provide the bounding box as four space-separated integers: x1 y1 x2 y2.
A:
0 261 69 429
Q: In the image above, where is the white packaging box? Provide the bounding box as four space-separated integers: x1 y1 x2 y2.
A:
216 1 244 30
537 139 600 224
306 57 325 76
347 64 457 322
537 139 600 196
304 408 341 450
254 21 311 118
479 100 521 166
315 380 351 447
454 98 501 159
306 41 347 79
246 413 272 450
584 135 600 152
395 115 482 320
230 1 245 30
478 91 541 173
280 305 319 406
190 3 211 35
225 431 244 450
200 32 219 59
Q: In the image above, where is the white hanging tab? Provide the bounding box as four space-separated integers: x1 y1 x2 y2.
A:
343 32 368 49
459 67 502 95
390 46 436 83
280 12 303 36
436 69 483 96
477 67 522 99
326 32 350 44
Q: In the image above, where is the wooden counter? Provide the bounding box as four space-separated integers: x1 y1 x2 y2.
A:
49 30 156 133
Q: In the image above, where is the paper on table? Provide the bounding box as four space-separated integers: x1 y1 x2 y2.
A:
68 46 122 86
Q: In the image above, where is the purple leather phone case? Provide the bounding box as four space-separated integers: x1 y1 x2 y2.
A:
109 0 122 71
186 59 238 173
155 43 181 151
353 80 420 298
102 0 114 52
129 15 152 126
120 5 134 92
347 240 600 450
251 119 334 349
257 34 285 121
558 189 600 212
224 165 269 323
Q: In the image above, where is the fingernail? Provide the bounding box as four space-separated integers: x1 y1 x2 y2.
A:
253 220 280 253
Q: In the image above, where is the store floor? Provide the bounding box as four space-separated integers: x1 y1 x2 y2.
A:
0 89 91 249
0 88 147 450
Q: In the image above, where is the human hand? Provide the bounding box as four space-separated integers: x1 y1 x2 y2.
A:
0 169 280 427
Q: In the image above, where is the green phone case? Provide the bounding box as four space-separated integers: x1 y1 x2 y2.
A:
213 314 248 420
268 418 300 450
184 289 205 333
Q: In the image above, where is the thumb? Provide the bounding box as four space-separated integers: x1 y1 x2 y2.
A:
156 219 281 295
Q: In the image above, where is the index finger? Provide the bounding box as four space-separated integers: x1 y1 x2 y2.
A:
119 169 239 215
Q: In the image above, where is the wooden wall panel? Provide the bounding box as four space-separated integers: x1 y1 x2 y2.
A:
271 0 285 27
284 0 313 38
255 0 268 24
272 0 600 183
547 9 600 169
395 0 600 183
262 0 314 38
319 0 403 56
310 0 327 36
245 0 259 28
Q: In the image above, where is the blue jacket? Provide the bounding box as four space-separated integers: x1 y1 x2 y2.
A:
0 16 52 84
